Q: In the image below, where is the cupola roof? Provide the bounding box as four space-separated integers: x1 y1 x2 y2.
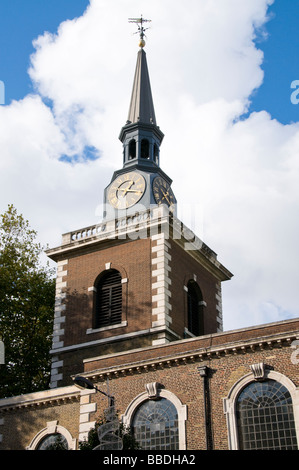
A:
127 48 156 126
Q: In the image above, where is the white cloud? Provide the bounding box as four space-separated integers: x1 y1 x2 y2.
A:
1 0 298 331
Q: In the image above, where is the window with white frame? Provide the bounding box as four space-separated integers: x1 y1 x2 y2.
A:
36 433 68 450
26 421 76 450
237 379 297 450
94 269 122 329
224 367 299 450
132 397 179 450
122 385 187 450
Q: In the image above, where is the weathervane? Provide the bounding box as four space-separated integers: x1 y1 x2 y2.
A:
128 15 151 48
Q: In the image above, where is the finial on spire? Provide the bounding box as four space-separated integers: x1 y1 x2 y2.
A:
128 15 151 48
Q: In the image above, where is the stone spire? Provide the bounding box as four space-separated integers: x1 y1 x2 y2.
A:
103 17 176 220
118 24 164 168
127 48 157 126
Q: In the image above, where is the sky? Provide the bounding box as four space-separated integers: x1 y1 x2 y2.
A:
0 0 299 332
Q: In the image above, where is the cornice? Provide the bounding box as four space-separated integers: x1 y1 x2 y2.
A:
0 386 80 412
79 328 299 384
45 209 232 282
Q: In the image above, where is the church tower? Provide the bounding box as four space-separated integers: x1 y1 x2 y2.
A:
103 28 176 220
46 20 232 388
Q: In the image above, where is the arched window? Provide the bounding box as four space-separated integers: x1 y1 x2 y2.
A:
129 139 136 159
27 421 76 450
187 280 204 336
37 433 68 450
141 139 150 159
154 144 159 164
132 398 179 450
237 379 297 450
95 269 122 329
123 386 187 450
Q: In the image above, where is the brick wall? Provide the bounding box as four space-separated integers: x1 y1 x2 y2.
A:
0 395 80 450
62 237 153 347
1 318 298 450
86 323 299 450
51 237 156 385
169 240 220 336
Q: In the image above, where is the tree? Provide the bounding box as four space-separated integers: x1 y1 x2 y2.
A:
45 434 68 450
0 205 55 398
79 414 141 450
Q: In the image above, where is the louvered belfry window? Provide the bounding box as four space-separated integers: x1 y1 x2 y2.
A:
187 280 204 336
95 269 122 328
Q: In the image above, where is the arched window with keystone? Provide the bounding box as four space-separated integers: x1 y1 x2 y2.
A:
95 269 122 329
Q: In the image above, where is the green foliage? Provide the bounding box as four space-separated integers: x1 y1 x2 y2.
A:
79 414 141 450
44 434 68 450
0 204 55 398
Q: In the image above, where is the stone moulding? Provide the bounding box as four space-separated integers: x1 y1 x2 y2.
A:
80 330 299 384
223 369 299 450
0 386 80 412
250 362 266 380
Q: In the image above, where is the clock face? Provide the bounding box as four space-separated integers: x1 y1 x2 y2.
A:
153 176 175 209
107 172 146 209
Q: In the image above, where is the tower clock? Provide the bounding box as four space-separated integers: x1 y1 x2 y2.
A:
107 172 146 209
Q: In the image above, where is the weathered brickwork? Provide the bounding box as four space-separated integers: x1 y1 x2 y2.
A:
47 213 231 388
0 318 298 450
169 240 221 336
62 238 153 346
50 237 156 385
85 321 299 450
0 389 81 450
1 215 296 450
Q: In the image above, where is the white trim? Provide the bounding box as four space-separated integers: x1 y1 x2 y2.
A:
50 325 171 355
184 327 196 338
79 389 97 442
122 388 187 450
88 286 97 292
0 385 79 410
50 259 68 387
223 369 299 450
27 420 77 450
215 281 223 331
151 232 172 345
86 321 128 334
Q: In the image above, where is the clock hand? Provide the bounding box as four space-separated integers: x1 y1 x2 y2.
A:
118 187 143 194
161 188 171 204
125 189 143 193
122 181 134 195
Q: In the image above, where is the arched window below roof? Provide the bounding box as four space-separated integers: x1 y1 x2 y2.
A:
122 386 187 450
132 398 179 450
95 269 122 329
129 139 136 159
237 379 297 450
154 144 159 164
186 280 204 336
26 421 76 450
141 138 150 159
224 368 299 450
36 433 68 450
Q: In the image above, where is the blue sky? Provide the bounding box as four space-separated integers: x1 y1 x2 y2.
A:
247 0 299 124
0 0 299 331
0 0 298 123
0 0 89 103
